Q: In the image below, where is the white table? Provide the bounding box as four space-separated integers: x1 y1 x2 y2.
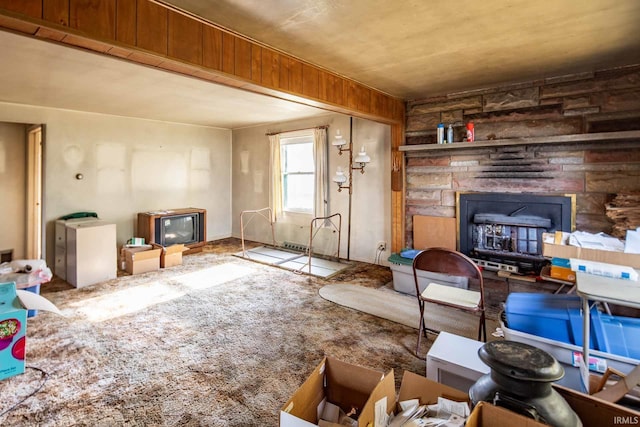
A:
576 271 640 392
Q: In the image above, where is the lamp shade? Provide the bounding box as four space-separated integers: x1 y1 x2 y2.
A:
354 146 371 164
332 129 347 147
332 167 348 183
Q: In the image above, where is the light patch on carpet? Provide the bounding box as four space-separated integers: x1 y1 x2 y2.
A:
235 246 350 278
68 263 255 322
173 263 256 290
68 281 185 322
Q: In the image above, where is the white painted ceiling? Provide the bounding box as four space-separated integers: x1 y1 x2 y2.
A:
0 30 328 129
2 1 640 128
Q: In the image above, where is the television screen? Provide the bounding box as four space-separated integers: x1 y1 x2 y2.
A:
158 214 199 245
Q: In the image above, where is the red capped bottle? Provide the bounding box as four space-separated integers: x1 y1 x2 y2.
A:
466 122 475 142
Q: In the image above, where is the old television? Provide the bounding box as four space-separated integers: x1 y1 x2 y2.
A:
138 209 207 252
156 213 202 246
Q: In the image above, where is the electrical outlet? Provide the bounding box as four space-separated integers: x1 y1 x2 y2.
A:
377 241 387 252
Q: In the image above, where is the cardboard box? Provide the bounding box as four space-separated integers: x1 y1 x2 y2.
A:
123 245 161 275
554 384 640 427
467 390 640 427
466 402 548 427
550 265 576 282
280 356 396 427
0 283 26 381
152 244 185 268
0 282 61 381
543 232 640 269
396 370 470 409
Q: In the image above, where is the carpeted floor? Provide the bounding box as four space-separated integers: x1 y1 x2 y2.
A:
0 238 515 426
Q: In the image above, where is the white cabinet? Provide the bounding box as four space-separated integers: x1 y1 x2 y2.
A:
54 220 68 279
55 217 99 280
57 220 117 288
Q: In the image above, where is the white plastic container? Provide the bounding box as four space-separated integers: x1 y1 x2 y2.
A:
388 254 468 295
570 258 638 281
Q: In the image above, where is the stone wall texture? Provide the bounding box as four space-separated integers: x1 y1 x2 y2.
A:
404 65 640 247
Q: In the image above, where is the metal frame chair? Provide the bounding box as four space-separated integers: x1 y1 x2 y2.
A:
413 247 487 357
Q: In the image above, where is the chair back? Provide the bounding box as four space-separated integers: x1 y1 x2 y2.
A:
412 247 485 308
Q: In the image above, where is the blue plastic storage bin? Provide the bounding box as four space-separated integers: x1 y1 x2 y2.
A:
504 293 601 350
591 313 640 359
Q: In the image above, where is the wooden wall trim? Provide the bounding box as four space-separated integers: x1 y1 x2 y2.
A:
0 0 405 125
390 122 406 252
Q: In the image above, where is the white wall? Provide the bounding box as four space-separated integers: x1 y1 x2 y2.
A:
0 122 27 259
232 113 391 265
0 102 232 268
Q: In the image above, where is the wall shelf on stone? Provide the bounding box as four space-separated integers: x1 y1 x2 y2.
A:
398 130 640 152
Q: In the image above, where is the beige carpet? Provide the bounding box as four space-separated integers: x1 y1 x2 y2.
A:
319 283 500 340
0 239 429 426
0 239 507 426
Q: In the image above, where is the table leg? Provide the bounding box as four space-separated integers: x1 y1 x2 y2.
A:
581 297 590 393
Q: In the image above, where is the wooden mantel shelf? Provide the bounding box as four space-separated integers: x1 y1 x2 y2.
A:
398 130 640 152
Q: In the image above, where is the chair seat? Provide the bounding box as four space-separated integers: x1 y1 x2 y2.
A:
420 282 481 309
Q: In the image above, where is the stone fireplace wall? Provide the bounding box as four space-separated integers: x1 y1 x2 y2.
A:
404 65 640 248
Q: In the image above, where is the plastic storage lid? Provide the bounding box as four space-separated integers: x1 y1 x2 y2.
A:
387 253 414 265
400 249 421 259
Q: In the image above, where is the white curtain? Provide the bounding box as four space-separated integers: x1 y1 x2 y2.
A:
313 127 328 224
268 134 283 221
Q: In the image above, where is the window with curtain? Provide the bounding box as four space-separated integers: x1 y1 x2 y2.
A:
280 133 315 214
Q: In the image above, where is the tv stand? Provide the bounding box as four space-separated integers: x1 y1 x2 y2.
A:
137 208 207 255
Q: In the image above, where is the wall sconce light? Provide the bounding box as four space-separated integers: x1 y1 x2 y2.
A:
332 129 347 154
332 118 372 192
353 146 371 172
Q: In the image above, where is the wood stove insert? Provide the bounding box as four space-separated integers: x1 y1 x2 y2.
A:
457 193 575 274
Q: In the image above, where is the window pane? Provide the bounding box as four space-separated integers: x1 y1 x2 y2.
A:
280 137 315 213
284 174 314 211
284 143 314 172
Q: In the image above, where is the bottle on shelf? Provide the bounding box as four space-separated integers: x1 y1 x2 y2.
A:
437 123 445 144
447 124 454 144
466 122 475 142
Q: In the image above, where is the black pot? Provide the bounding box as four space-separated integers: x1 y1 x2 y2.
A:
469 340 582 427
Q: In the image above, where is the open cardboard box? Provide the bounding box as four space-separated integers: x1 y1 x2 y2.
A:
553 383 640 427
466 402 548 427
396 370 469 408
405 372 640 427
543 232 640 269
465 384 640 427
0 281 62 380
122 245 162 275
152 243 186 268
280 360 470 427
280 356 396 427
281 357 640 427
